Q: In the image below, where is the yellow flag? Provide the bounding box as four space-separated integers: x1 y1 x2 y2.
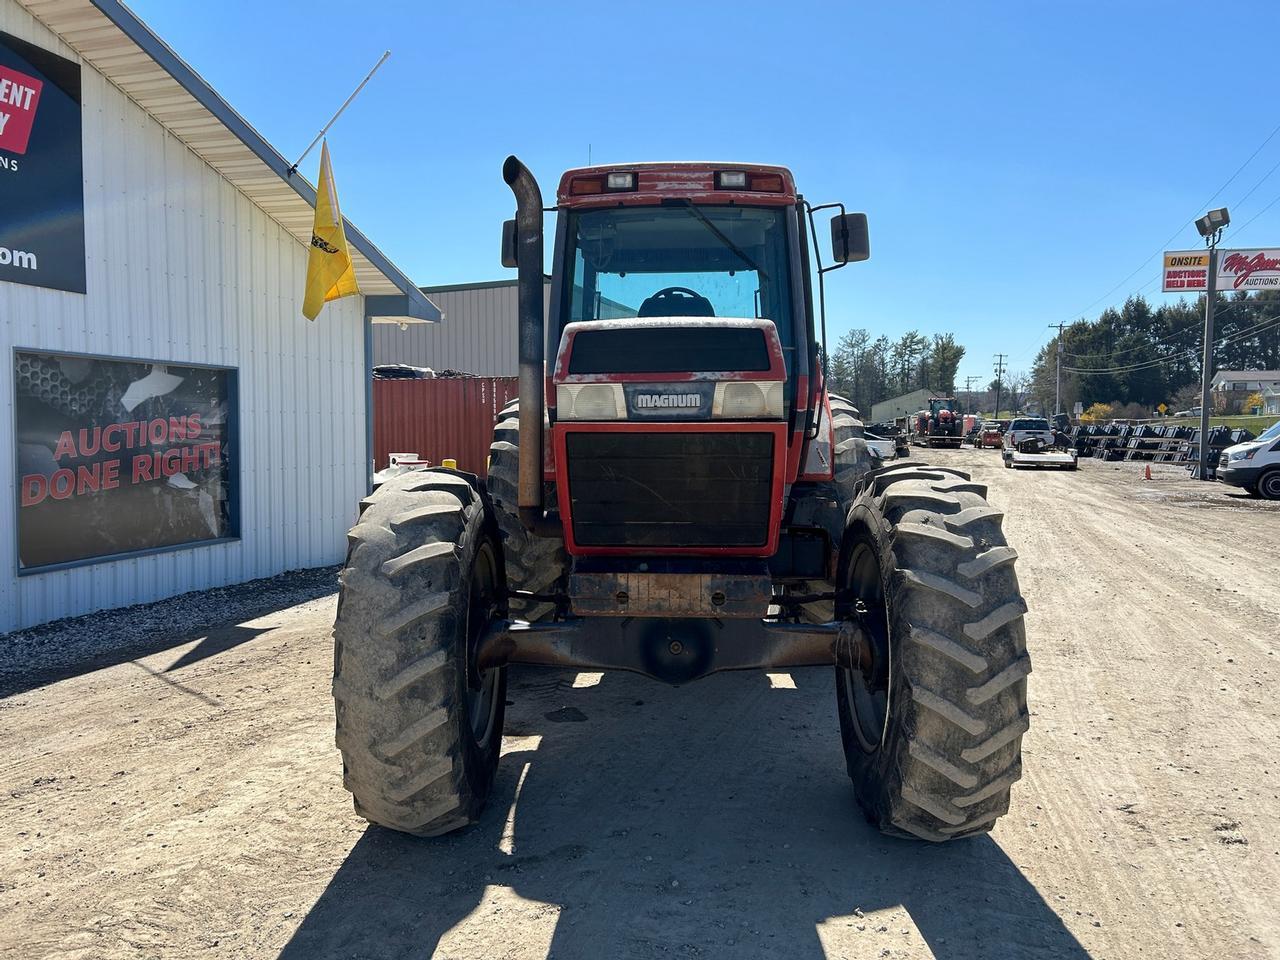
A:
303 140 360 320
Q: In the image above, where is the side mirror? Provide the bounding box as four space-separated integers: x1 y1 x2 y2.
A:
501 218 518 268
830 212 870 263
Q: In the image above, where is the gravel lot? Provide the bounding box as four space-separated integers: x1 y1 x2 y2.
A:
1 449 1277 959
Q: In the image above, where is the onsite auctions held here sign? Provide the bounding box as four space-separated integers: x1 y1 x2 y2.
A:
0 30 86 294
1161 250 1210 292
1164 247 1280 293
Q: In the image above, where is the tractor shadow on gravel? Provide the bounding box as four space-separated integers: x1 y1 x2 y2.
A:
281 666 1091 960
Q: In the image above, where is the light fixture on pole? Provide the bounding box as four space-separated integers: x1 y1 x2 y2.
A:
1194 207 1230 238
1194 207 1228 481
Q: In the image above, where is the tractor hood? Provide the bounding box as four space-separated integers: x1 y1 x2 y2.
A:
552 317 785 383
551 318 787 423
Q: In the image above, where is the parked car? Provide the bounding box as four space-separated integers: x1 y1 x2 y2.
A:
1218 419 1280 499
977 421 1004 449
864 433 898 461
1004 417 1054 450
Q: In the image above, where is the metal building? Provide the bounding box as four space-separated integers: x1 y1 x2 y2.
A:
372 280 549 376
870 388 934 424
0 0 436 632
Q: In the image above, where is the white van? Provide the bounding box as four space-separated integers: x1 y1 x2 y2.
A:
1217 420 1280 499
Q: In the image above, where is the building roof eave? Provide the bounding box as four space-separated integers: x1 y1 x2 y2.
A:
17 0 438 320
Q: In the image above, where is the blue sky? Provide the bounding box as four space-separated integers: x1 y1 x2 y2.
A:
130 0 1280 389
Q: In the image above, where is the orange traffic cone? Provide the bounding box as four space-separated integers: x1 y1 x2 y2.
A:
1144 464 1152 481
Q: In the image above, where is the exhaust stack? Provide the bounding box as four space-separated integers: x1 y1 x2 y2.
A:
502 155 547 532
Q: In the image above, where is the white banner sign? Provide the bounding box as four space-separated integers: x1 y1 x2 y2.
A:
1217 248 1280 291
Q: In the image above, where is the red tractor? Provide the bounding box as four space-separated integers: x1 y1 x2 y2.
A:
914 397 965 448
333 159 1030 842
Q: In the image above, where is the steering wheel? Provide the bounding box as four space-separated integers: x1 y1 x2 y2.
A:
638 286 715 318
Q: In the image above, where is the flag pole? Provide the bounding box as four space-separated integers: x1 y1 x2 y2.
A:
288 50 391 176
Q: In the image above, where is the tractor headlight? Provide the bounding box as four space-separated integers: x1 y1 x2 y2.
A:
557 383 624 420
712 381 784 419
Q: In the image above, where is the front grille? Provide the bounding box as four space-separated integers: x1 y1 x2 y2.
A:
565 432 774 548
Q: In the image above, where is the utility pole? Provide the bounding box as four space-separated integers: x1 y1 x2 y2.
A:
1048 322 1066 417
964 375 979 414
993 354 1007 419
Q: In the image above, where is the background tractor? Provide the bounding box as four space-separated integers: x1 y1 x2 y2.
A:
913 397 965 448
333 158 1031 843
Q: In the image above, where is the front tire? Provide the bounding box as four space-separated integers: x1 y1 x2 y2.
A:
333 471 506 836
836 464 1030 841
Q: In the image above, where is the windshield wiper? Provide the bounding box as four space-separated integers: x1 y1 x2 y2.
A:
671 199 767 279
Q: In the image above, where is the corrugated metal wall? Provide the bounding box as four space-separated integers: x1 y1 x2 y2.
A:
372 281 550 376
0 1 367 632
373 378 518 476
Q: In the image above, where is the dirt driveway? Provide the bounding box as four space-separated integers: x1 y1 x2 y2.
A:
2 449 1277 959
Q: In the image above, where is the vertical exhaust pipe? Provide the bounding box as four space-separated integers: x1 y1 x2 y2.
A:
502 155 548 532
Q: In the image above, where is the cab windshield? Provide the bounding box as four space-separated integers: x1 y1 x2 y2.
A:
561 204 794 357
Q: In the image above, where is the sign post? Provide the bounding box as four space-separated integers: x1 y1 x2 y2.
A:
1198 244 1219 481
1167 207 1231 481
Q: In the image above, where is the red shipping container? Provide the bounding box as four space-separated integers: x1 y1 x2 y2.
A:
373 377 518 477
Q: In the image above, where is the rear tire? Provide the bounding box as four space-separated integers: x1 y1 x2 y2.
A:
333 471 506 836
828 394 873 507
1258 469 1280 501
835 464 1030 841
488 400 569 620
798 393 873 622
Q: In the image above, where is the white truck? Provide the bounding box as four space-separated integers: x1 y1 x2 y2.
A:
1004 417 1054 449
1217 420 1280 499
1001 417 1077 470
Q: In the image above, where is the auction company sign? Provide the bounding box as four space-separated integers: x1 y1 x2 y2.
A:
1163 248 1280 293
1217 249 1280 291
14 350 239 571
0 31 86 294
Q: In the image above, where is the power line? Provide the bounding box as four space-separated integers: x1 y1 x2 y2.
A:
1062 296 1262 360
1231 152 1280 210
1062 312 1280 374
1230 188 1280 239
1052 118 1280 326
1064 312 1280 374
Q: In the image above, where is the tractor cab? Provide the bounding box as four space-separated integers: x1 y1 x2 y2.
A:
503 161 868 560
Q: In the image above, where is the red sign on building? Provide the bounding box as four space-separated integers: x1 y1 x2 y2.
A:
0 62 43 155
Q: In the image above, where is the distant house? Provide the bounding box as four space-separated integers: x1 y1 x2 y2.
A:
1210 370 1280 413
1264 386 1280 416
1210 370 1280 394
